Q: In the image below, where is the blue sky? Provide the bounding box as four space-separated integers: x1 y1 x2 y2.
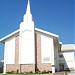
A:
0 0 74 60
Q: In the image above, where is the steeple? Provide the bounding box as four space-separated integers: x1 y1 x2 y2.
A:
24 0 32 22
19 0 35 66
26 0 31 14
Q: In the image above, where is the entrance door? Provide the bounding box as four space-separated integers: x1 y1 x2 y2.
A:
59 64 64 71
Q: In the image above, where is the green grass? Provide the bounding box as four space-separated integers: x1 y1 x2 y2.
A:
1 74 52 75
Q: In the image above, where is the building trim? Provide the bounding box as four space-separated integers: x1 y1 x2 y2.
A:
0 29 19 42
35 28 58 37
0 28 58 43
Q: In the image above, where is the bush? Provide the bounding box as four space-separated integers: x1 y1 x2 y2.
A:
29 71 33 73
47 71 52 73
6 71 14 74
6 70 19 74
42 70 46 73
65 71 67 75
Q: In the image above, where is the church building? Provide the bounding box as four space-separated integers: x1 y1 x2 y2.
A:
0 0 75 74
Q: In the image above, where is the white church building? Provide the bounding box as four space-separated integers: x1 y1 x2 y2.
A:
0 0 75 74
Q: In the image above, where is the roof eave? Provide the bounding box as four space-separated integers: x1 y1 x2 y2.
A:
35 28 59 38
0 29 20 43
0 28 59 43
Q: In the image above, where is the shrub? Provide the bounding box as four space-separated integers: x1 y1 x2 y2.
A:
65 71 68 75
6 71 14 74
29 71 33 73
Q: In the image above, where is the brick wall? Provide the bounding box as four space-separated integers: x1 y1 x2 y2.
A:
35 32 52 72
20 64 35 73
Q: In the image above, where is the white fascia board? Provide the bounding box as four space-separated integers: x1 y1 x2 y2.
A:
35 28 59 38
0 29 19 42
0 27 58 42
59 42 62 44
61 44 75 51
74 44 75 49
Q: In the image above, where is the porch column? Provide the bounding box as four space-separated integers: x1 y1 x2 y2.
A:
3 44 6 74
51 40 55 73
74 50 75 70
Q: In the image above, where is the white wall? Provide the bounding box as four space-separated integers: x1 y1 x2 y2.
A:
41 34 54 64
5 37 15 64
74 50 75 69
64 52 74 68
19 21 35 64
59 51 74 69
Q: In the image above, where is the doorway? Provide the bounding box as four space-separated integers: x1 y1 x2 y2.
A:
59 63 64 71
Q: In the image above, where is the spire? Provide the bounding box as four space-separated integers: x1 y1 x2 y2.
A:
26 0 31 14
24 0 32 22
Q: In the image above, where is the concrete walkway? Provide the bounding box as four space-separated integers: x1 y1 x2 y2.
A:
68 71 75 75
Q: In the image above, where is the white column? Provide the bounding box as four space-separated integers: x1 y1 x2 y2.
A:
19 21 35 64
74 45 75 70
51 40 55 73
3 44 6 74
19 0 35 64
74 50 75 70
52 65 55 73
3 62 6 74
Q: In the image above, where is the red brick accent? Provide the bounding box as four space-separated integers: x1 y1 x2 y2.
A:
20 64 35 73
6 64 20 72
15 35 19 64
35 32 52 72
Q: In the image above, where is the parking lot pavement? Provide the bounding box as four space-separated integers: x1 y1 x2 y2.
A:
68 71 75 75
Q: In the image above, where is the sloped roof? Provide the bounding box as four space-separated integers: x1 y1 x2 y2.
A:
0 28 58 42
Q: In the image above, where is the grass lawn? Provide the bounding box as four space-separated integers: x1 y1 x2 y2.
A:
0 73 52 75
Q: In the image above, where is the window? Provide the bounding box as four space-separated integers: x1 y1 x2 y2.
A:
59 55 63 58
43 57 50 62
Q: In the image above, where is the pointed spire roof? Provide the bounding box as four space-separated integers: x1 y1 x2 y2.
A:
24 0 32 22
26 0 31 14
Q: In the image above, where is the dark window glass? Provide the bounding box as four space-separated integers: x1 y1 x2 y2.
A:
59 55 63 58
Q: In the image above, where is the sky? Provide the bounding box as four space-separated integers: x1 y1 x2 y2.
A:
0 0 74 60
